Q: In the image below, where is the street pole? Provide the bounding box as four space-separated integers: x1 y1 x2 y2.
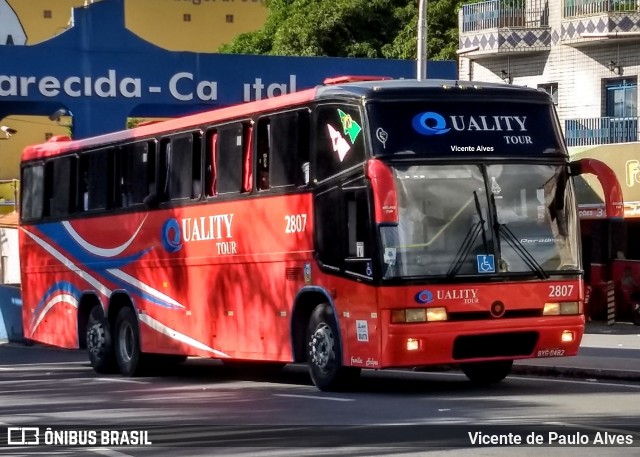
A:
417 0 427 80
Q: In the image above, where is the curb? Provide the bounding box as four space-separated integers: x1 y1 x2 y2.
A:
512 363 640 382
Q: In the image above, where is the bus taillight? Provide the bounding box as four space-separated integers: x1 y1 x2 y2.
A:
366 159 398 224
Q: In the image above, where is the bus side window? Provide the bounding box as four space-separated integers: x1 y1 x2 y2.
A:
88 149 111 211
216 123 244 195
270 111 308 189
21 164 44 221
117 142 153 208
257 110 311 191
45 156 77 218
78 149 111 213
165 133 201 201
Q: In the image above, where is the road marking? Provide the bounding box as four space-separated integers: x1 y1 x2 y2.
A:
273 393 354 402
88 448 135 457
0 363 88 372
93 378 149 384
510 374 640 389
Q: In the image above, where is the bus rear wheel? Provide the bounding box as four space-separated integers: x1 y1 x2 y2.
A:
114 307 146 376
307 303 360 391
461 360 513 385
86 306 117 374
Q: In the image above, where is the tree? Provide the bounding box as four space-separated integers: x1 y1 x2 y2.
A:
218 0 471 61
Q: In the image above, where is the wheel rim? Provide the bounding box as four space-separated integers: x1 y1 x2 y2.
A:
87 324 103 355
118 321 135 363
310 323 334 371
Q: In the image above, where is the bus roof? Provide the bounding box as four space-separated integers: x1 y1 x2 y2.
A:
21 78 552 162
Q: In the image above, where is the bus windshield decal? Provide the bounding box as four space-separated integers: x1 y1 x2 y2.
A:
325 108 363 163
338 109 362 143
369 101 563 157
327 123 351 162
412 112 451 135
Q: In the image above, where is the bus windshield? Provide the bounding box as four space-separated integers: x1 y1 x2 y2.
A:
379 164 579 279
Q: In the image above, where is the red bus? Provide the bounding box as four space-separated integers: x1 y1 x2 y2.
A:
19 77 622 391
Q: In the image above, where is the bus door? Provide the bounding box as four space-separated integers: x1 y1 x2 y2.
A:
313 103 381 365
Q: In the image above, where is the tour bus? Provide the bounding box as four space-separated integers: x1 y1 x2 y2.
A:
19 76 623 391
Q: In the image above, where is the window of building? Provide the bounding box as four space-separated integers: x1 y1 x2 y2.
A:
226 15 234 23
605 78 637 118
183 14 191 22
538 83 558 105
604 78 638 143
43 10 52 19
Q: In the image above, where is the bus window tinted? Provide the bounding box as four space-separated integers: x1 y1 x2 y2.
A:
117 142 154 208
21 164 44 221
80 149 111 212
315 105 365 182
45 156 77 217
257 110 310 190
165 133 201 201
217 123 244 194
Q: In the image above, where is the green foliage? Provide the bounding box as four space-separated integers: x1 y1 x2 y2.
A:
218 0 472 61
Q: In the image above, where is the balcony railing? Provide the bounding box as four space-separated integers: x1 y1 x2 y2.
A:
564 0 639 18
462 1 549 32
565 116 639 146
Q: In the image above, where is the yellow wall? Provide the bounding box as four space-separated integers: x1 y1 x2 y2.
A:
125 0 268 52
8 0 268 50
1 0 268 180
7 1 84 45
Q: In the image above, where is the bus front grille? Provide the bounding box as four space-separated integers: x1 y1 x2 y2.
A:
452 331 538 360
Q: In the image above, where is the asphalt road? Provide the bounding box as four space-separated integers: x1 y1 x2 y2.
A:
1 344 640 456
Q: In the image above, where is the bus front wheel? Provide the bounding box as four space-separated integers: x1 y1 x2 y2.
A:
86 306 116 374
306 303 360 391
114 307 145 376
461 360 513 385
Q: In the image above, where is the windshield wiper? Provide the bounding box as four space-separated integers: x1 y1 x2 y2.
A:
489 194 549 280
446 191 489 279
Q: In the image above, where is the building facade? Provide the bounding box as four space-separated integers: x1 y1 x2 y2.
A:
458 0 640 320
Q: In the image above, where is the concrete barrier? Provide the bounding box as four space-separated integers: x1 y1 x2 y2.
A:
0 285 22 343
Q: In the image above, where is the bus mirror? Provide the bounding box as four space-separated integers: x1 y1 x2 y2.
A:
366 159 398 224
570 158 624 219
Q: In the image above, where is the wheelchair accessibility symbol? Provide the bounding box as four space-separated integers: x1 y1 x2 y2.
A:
477 254 495 273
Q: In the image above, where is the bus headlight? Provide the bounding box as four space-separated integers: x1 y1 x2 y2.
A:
391 307 448 323
543 301 581 316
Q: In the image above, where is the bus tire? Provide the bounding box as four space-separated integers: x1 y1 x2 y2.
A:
114 307 145 376
307 303 360 391
86 306 117 374
461 360 513 385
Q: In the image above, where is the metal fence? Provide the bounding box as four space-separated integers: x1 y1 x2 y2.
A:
563 0 639 18
564 116 639 146
462 1 549 32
